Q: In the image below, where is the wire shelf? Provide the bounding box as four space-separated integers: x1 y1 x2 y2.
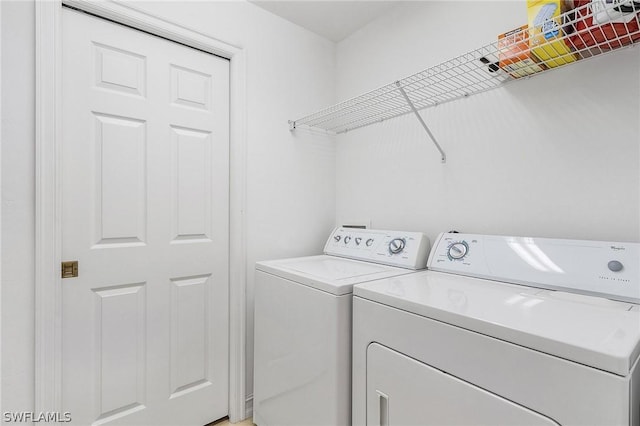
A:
289 1 640 135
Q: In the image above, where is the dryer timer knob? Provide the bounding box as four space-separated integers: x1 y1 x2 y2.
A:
448 242 468 260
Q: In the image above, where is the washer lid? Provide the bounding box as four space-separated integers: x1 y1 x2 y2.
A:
354 270 640 376
256 255 414 295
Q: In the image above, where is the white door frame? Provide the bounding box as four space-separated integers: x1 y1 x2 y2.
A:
35 0 248 422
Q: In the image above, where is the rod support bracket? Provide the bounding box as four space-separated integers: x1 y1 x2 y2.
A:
395 81 447 163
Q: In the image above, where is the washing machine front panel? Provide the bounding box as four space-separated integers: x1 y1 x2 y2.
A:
366 343 559 426
253 228 431 426
254 270 352 426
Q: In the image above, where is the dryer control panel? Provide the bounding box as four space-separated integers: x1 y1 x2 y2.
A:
428 232 640 304
324 227 430 270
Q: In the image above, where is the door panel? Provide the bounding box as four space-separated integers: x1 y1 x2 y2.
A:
171 126 213 241
93 283 146 420
93 113 147 246
61 8 230 426
169 274 211 396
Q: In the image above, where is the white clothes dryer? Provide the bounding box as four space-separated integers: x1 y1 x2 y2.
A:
353 232 640 426
253 227 431 426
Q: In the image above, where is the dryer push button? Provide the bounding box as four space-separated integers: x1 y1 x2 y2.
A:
608 260 624 272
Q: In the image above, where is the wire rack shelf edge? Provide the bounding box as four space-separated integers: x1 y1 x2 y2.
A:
288 1 640 163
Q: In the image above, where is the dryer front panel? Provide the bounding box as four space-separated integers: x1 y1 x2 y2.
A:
352 297 631 426
366 343 559 426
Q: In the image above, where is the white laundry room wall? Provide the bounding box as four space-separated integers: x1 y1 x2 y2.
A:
335 1 640 244
1 1 37 419
1 0 335 419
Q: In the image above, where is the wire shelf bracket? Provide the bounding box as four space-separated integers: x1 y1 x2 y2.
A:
395 81 446 163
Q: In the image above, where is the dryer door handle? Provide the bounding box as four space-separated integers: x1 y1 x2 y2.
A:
377 390 389 426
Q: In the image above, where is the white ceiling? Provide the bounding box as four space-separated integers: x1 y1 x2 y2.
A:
250 1 400 42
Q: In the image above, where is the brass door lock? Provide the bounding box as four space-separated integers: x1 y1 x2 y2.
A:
61 261 78 278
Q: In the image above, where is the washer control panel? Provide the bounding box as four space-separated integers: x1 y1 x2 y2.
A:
428 232 640 304
324 227 430 270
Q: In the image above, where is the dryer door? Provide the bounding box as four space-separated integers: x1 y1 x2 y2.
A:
366 343 560 426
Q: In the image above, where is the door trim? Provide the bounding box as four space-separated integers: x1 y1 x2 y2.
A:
35 0 248 421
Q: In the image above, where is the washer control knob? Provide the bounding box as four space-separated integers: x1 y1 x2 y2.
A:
389 238 406 254
334 235 341 242
608 260 624 272
344 236 351 244
355 237 362 245
448 242 468 260
365 238 374 247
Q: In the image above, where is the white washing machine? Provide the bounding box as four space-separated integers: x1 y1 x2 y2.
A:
353 232 640 426
253 227 431 426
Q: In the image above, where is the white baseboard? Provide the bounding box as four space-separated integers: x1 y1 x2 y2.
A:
245 394 253 419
